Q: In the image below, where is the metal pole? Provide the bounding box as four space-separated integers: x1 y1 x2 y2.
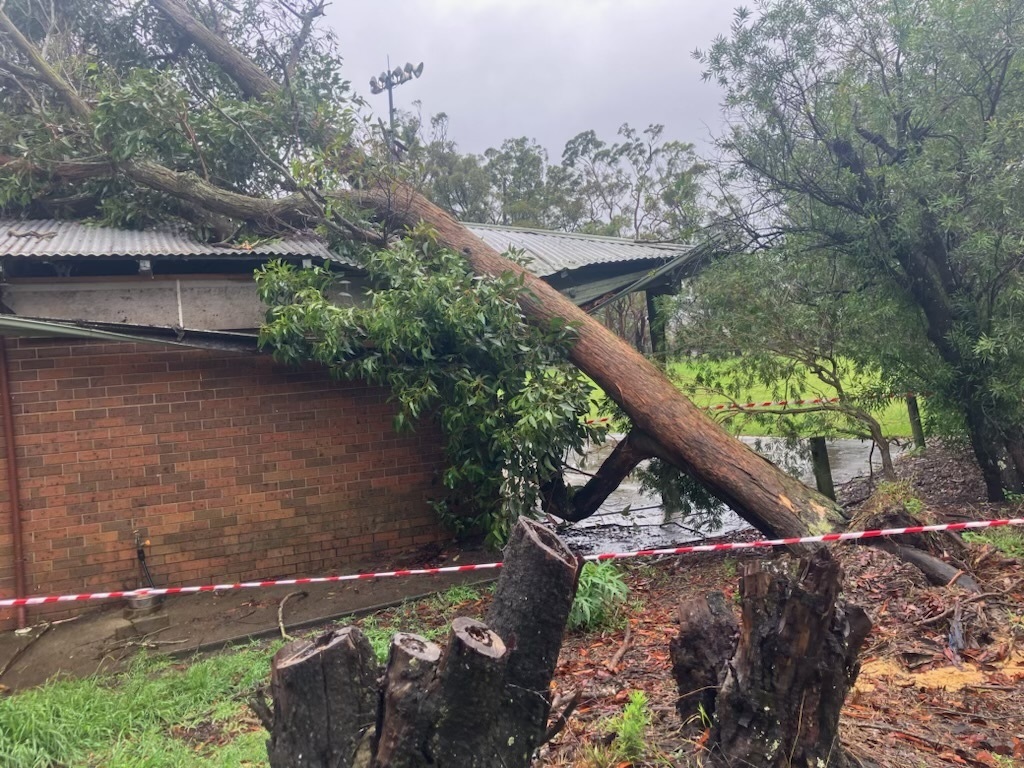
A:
387 79 396 160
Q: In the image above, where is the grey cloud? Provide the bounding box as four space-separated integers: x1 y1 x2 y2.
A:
326 0 739 158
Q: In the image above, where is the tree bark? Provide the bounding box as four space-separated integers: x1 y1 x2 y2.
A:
144 0 847 545
669 591 737 721
708 553 872 768
485 517 582 766
373 633 442 768
542 429 656 522
420 617 508 767
265 627 380 768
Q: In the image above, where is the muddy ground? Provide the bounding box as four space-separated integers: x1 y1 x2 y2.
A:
540 443 1024 767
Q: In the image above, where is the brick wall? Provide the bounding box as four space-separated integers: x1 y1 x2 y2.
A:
0 338 447 628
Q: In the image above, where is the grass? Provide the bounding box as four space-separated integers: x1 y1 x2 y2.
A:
963 526 1024 559
0 646 275 768
668 358 913 438
0 583 489 768
588 357 913 438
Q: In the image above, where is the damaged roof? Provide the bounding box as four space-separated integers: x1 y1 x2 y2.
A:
0 219 690 278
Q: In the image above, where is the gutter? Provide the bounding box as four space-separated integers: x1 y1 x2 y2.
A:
0 337 26 628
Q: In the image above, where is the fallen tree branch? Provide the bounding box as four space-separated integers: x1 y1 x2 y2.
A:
541 687 581 746
277 590 307 640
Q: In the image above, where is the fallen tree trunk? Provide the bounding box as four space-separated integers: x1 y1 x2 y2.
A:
137 0 848 544
672 553 872 767
255 517 580 768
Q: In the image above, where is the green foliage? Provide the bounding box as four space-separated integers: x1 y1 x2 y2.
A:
695 0 1024 494
257 226 602 545
963 527 1024 560
568 561 630 632
582 690 653 766
670 244 908 468
393 111 708 241
634 458 725 532
0 647 272 767
0 0 356 227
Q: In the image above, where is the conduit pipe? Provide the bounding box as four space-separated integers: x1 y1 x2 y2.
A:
0 336 27 628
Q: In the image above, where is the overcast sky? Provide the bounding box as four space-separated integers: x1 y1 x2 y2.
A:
325 0 739 160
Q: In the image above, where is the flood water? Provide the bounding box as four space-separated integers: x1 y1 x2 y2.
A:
558 436 903 554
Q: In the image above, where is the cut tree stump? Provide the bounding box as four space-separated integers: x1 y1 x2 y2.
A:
265 627 380 768
672 552 872 768
669 591 737 721
256 518 581 768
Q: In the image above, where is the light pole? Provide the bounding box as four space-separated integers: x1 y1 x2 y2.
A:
369 59 424 160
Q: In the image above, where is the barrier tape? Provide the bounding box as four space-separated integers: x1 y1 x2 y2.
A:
586 393 926 423
2 517 1021 609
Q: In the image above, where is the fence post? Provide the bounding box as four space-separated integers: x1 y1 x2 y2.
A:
809 437 836 501
906 395 926 450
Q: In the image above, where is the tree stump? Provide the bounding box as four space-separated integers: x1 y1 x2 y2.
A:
373 633 442 768
257 518 581 768
669 591 737 721
672 552 872 767
265 627 380 768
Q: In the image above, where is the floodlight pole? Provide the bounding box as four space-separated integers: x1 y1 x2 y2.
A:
369 58 424 160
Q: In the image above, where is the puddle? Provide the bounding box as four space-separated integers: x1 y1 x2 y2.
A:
559 436 904 555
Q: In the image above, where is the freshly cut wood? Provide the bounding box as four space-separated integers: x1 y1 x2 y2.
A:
709 553 872 768
373 633 442 768
669 591 737 720
265 627 380 768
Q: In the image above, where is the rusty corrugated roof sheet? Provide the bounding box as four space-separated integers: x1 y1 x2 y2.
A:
0 219 344 262
464 223 688 277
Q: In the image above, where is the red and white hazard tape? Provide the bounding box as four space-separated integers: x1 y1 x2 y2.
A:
704 396 841 411
2 517 1021 609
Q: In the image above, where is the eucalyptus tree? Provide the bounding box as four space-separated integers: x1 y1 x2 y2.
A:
699 0 1024 499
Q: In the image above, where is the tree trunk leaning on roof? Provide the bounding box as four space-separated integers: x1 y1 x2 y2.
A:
0 0 843 543
141 0 845 545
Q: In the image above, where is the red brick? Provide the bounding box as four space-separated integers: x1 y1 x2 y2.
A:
0 338 446 629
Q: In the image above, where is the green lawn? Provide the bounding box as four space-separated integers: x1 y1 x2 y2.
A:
590 358 913 438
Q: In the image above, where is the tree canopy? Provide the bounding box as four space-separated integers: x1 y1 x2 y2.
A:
697 0 1024 499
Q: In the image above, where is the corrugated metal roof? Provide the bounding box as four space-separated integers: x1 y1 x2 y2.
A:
0 219 347 263
0 219 689 278
465 223 689 277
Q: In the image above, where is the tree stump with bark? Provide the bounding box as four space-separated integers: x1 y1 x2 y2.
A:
255 517 580 768
672 551 872 768
669 591 737 721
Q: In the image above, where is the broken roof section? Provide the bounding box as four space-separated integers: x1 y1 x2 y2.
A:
0 219 698 331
